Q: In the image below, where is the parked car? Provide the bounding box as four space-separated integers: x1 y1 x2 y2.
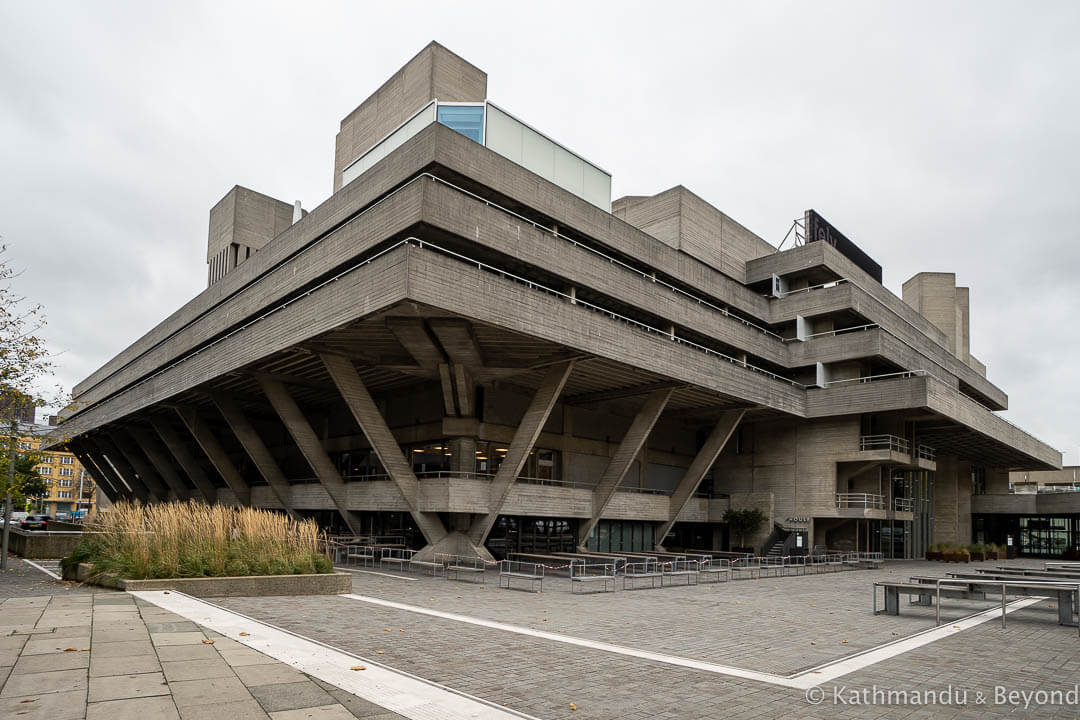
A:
19 515 51 530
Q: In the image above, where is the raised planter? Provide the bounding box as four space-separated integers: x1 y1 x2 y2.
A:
6 528 86 559
63 563 351 597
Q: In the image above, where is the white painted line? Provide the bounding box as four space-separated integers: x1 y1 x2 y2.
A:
23 559 61 580
334 567 412 581
131 590 539 720
342 592 1047 689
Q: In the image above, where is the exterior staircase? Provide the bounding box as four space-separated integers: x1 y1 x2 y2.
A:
767 541 785 557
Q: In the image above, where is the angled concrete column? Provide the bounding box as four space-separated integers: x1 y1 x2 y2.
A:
175 406 251 505
68 441 124 502
90 435 153 503
319 353 446 543
256 374 361 534
150 417 218 503
211 393 297 517
76 440 133 501
469 360 575 545
106 431 171 501
576 387 674 548
126 427 193 501
655 408 746 547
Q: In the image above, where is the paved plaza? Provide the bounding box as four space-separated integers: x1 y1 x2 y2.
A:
3 556 1079 719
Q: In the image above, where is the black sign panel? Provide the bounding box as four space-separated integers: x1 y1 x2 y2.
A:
804 209 882 283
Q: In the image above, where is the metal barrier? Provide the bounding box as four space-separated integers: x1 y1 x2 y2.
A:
622 558 663 590
570 562 616 593
730 556 761 580
498 560 544 592
836 493 887 510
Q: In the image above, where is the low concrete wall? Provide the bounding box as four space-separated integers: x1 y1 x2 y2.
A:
6 528 85 559
63 564 351 597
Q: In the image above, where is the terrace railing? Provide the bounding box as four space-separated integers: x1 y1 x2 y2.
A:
836 493 887 510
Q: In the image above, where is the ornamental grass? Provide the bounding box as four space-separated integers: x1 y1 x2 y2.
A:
63 501 331 580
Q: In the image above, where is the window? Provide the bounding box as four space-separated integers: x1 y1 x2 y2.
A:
437 104 484 143
407 442 452 474
60 456 74 465
57 491 72 499
18 441 31 451
37 466 49 476
971 466 987 495
58 479 73 487
58 467 74 477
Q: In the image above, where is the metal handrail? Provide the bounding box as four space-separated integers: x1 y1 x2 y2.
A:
776 278 850 297
824 369 929 387
859 434 910 453
416 471 495 482
894 497 915 512
916 444 936 461
836 493 886 510
786 323 880 342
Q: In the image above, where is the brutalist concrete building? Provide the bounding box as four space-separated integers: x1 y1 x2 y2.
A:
54 42 1060 560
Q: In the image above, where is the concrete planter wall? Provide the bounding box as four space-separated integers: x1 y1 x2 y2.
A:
62 563 351 597
6 529 86 559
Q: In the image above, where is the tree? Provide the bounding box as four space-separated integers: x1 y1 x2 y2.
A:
723 507 765 551
0 447 48 510
1 241 56 569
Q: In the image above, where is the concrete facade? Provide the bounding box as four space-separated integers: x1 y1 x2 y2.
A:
52 42 1060 560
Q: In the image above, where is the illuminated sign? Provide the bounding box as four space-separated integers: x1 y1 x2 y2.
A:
804 209 883 283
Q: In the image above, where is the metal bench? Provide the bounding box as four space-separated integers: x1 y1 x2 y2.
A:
442 554 487 584
622 559 663 590
570 562 616 593
409 554 447 577
661 559 699 587
380 547 415 569
876 577 1080 632
498 560 544 592
698 557 731 583
344 545 376 568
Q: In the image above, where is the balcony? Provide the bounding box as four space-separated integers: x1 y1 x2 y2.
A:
860 434 910 453
894 497 915 513
837 493 886 510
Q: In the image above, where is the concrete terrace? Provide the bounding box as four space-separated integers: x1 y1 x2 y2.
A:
3 556 1079 719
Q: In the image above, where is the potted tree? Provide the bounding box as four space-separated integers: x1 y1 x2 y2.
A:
723 507 765 554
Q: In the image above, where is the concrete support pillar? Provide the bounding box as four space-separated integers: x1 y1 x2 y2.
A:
319 353 446 544
90 435 153 503
449 437 476 474
125 427 194 500
577 387 674 548
211 393 298 517
256 374 362 534
77 440 135 501
468 360 575 546
175 407 251 505
107 431 172 501
655 408 745 548
68 441 124 502
150 417 218 503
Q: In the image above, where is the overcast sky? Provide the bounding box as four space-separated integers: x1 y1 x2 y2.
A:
1 1 1076 464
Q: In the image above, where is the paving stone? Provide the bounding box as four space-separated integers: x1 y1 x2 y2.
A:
169 676 251 708
89 640 155 658
90 654 162 677
155 644 220 662
161 658 235 682
0 668 88 697
12 649 89 674
151 632 208 647
92 628 149 644
233 662 304 687
88 672 169 702
21 634 91 655
87 694 180 720
248 680 335 713
269 704 356 720
219 648 282 667
178 697 270 720
145 621 200 633
0 688 87 720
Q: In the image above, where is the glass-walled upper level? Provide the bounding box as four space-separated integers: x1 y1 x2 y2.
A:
341 99 612 212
